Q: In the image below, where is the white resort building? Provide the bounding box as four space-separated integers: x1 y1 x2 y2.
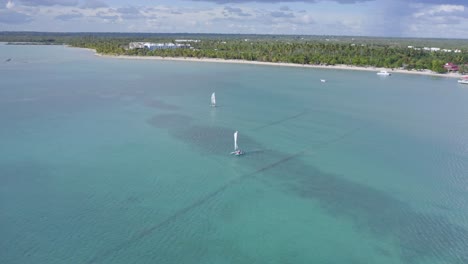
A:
129 42 190 50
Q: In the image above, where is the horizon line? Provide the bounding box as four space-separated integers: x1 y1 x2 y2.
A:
1 31 468 41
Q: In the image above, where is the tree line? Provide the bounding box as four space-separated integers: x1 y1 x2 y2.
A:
2 32 467 73
138 41 468 73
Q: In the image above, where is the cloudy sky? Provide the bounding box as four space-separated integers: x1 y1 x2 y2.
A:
0 0 467 38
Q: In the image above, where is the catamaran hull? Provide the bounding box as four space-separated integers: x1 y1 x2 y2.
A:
230 150 244 156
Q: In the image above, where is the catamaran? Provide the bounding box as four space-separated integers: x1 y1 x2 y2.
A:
230 131 244 156
210 92 216 107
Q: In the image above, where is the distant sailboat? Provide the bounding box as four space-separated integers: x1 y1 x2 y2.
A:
210 92 216 107
230 131 244 156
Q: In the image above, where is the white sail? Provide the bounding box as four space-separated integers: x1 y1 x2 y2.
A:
234 131 239 150
211 92 216 106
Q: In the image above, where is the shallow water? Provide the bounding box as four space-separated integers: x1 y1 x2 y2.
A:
1 44 468 264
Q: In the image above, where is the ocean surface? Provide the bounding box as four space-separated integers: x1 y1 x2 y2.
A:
1 43 468 264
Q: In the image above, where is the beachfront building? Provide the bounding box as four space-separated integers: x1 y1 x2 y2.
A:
175 39 200 43
407 46 463 53
129 42 146 49
422 47 441 52
444 62 459 72
129 42 190 50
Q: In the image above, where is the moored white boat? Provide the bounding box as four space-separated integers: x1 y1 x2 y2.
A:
377 70 391 76
458 77 468 84
320 79 326 83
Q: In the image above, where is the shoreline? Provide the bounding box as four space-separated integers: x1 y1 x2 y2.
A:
79 47 464 79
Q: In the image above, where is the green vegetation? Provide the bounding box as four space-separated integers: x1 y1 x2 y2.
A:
2 32 468 72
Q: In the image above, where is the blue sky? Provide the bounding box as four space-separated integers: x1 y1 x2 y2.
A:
0 0 467 38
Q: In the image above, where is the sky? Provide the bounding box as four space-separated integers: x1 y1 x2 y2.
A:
0 0 467 38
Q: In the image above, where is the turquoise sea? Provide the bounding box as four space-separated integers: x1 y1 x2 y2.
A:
1 44 468 264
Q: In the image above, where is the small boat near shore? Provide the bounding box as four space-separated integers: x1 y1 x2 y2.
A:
377 70 391 76
458 76 468 85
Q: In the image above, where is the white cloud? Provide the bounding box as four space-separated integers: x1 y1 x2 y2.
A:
402 3 468 38
413 4 464 18
295 14 314 24
6 0 15 9
0 0 466 38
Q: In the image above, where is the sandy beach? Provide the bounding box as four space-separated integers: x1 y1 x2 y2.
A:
89 50 465 79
